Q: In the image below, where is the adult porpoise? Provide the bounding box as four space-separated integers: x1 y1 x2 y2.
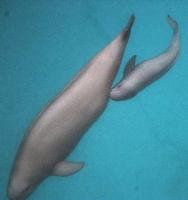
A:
110 15 180 100
7 15 135 200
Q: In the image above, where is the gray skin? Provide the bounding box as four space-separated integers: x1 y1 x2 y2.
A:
110 15 180 100
7 15 135 200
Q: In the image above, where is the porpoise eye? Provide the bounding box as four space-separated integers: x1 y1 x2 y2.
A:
23 185 31 193
117 84 122 89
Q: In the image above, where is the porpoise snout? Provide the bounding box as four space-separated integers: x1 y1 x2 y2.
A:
7 180 33 200
110 87 124 101
110 83 137 100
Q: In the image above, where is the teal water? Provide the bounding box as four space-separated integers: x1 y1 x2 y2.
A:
1 1 188 199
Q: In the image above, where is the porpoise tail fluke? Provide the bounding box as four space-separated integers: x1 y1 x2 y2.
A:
167 15 178 33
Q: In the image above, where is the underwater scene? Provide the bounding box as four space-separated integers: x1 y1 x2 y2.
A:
0 0 188 200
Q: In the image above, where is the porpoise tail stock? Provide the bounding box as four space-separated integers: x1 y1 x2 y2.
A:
7 15 135 200
110 15 180 100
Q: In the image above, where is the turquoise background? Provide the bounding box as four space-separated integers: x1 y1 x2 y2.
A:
1 0 188 199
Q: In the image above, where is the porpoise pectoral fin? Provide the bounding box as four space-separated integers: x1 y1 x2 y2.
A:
53 160 85 177
123 55 137 77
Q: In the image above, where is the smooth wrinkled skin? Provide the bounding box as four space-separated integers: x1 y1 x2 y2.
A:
7 15 135 200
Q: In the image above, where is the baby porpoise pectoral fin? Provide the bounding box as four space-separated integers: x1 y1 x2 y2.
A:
123 55 137 77
53 160 85 177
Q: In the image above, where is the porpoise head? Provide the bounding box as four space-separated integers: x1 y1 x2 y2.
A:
7 166 41 200
110 81 137 100
7 159 45 200
8 177 35 200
